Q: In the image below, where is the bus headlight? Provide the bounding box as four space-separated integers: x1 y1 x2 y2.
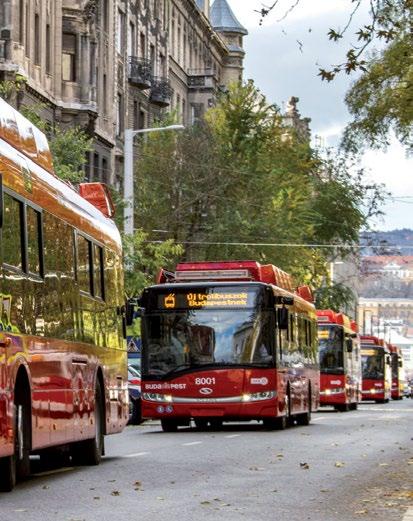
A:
242 391 276 402
143 393 173 402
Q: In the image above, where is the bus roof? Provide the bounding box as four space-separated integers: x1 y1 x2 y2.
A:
0 97 121 251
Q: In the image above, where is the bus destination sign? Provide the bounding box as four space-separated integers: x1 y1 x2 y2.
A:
158 290 254 310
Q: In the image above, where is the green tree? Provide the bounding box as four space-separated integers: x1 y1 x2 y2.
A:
259 0 413 152
123 229 183 297
133 82 384 309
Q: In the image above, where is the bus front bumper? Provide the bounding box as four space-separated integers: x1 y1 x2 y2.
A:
142 393 279 421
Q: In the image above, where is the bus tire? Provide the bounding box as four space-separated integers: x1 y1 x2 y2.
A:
72 381 104 466
0 384 31 492
297 387 312 425
129 399 142 426
161 419 178 432
0 455 16 492
209 419 223 430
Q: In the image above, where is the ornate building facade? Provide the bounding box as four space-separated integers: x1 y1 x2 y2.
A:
0 0 247 187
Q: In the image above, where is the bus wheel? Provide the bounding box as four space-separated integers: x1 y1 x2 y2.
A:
0 455 16 492
0 392 31 491
297 390 312 426
276 392 291 430
72 381 104 466
209 419 223 430
161 419 178 432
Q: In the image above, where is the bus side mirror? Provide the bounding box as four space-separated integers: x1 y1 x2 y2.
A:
386 355 391 366
277 307 288 330
125 301 135 326
346 338 353 353
399 360 403 368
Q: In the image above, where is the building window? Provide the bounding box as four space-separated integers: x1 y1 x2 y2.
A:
62 33 77 82
93 152 99 180
46 24 51 73
133 101 139 129
139 109 145 129
102 0 109 32
25 2 30 56
128 22 135 56
102 157 108 184
103 74 108 114
116 9 125 54
150 44 155 75
34 14 40 65
116 94 123 136
140 32 146 58
19 0 24 44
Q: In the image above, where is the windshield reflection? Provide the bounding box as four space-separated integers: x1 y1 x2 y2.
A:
143 309 273 377
318 325 344 374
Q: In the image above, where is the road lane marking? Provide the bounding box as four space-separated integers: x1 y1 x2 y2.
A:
402 507 413 521
182 441 203 446
312 416 326 421
122 451 150 458
225 434 241 439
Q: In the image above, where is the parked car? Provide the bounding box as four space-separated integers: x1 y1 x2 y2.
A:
128 365 142 425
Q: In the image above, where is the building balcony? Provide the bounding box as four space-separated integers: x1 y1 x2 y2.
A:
187 68 217 90
128 57 152 90
149 77 172 107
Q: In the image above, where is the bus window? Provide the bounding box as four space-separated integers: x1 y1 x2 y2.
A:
3 193 23 270
77 234 92 294
93 244 104 299
26 205 42 276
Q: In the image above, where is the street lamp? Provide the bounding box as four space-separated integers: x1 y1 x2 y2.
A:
123 124 185 235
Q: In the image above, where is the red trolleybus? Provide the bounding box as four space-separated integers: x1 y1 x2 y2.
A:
0 98 128 491
360 336 391 403
138 261 319 432
389 344 405 400
317 310 361 411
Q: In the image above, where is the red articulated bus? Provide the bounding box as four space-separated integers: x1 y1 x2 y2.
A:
317 310 361 411
360 336 392 403
0 98 128 491
389 344 405 400
138 260 319 432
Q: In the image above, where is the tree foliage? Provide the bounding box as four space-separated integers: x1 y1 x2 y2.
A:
123 229 183 297
133 82 384 308
258 0 413 152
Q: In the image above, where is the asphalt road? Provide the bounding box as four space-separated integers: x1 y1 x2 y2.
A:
1 400 412 521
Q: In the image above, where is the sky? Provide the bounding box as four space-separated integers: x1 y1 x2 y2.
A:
226 0 412 231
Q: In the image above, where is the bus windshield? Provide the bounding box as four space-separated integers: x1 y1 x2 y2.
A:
142 309 273 377
318 325 344 374
361 348 384 380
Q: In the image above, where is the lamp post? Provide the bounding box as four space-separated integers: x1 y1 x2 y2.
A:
123 124 185 236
